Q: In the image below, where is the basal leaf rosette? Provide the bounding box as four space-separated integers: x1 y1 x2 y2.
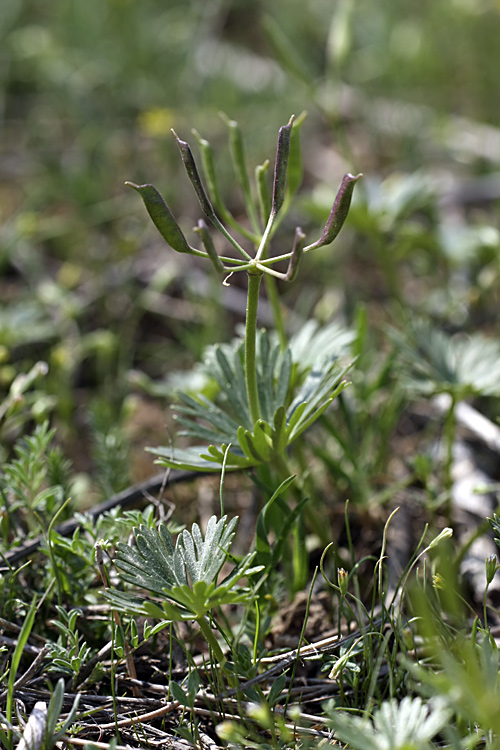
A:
149 332 354 472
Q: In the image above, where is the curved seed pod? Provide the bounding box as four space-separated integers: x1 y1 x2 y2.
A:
172 129 251 261
307 172 362 250
126 182 194 254
193 128 258 244
285 227 306 281
171 129 214 218
271 115 294 216
194 219 225 273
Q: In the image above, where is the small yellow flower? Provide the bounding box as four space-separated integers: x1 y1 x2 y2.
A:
432 573 445 590
138 108 174 138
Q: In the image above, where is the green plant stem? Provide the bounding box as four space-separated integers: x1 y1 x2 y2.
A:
245 271 263 425
443 394 457 525
263 273 287 351
197 617 225 664
197 616 229 692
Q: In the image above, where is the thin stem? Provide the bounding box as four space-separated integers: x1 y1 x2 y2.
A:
264 274 287 351
254 212 275 262
443 394 457 526
245 271 263 425
197 616 226 668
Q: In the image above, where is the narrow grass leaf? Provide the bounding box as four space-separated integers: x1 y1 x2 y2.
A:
6 595 37 729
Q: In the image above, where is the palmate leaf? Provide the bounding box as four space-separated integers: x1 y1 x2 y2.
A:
105 578 257 622
152 357 352 472
106 515 261 621
286 356 353 441
175 392 241 443
115 523 187 594
289 319 356 372
488 512 500 551
391 319 500 399
103 588 192 621
179 514 238 585
148 326 354 473
326 696 451 750
113 516 237 593
151 444 241 472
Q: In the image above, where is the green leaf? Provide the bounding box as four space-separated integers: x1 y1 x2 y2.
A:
187 670 201 703
272 405 287 454
6 595 37 727
268 672 288 707
285 400 307 434
288 381 350 442
169 680 190 707
50 678 81 743
103 589 188 621
178 515 238 585
114 525 185 595
175 391 241 439
237 424 271 464
391 319 500 399
269 495 309 570
325 696 451 750
220 113 260 233
214 345 253 428
148 445 239 472
149 329 354 475
256 475 296 561
110 516 248 621
286 357 353 440
289 319 355 371
201 444 254 470
275 349 292 411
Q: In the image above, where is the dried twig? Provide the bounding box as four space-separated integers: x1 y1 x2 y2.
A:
0 647 49 700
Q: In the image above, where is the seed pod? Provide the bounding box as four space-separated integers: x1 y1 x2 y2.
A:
307 172 362 250
171 129 214 219
192 130 223 209
255 160 271 225
125 182 193 254
220 115 252 205
271 115 294 217
194 219 225 273
285 227 305 282
220 113 260 232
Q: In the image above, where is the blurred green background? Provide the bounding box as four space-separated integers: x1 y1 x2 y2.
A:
1 0 500 492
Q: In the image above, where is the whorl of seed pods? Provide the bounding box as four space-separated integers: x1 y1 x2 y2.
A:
127 115 362 282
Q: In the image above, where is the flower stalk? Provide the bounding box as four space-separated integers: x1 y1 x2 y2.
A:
245 270 264 425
